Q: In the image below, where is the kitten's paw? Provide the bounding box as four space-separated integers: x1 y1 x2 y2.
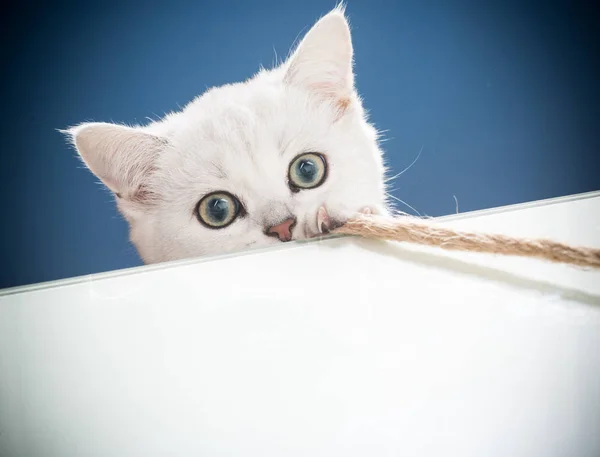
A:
357 206 385 217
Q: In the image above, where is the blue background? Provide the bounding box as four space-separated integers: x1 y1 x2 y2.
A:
1 0 598 289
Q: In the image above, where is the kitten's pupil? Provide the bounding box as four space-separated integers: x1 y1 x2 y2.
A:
297 159 317 183
208 198 229 222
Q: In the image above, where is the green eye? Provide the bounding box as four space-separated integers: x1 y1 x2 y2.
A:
196 191 241 229
288 153 327 190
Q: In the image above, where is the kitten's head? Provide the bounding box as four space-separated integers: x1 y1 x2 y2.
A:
66 7 389 263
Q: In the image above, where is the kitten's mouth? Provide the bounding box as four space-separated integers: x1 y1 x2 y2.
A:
314 205 372 236
316 206 337 234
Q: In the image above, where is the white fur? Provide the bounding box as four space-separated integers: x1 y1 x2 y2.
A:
66 7 389 264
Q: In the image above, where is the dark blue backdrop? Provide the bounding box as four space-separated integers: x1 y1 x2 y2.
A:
1 0 598 289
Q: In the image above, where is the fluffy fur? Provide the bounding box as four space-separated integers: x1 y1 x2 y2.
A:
65 6 389 263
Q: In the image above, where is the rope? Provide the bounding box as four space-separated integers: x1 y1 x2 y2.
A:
333 215 600 269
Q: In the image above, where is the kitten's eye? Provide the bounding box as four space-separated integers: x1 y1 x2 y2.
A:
196 192 241 229
288 153 327 190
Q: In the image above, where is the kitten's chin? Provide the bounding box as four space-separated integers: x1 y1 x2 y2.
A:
134 234 283 265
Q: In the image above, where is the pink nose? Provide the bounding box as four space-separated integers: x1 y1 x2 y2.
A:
266 217 296 242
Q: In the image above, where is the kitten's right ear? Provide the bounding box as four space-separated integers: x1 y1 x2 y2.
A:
63 122 166 204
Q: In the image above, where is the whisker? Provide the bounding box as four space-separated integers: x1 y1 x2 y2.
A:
385 144 424 183
375 128 390 138
386 192 423 217
390 208 411 217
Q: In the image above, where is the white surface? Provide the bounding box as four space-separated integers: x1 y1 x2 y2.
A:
1 192 600 457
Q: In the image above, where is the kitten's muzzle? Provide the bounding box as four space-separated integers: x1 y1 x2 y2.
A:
266 217 296 242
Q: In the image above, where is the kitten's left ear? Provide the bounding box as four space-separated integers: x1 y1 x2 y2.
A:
284 7 354 110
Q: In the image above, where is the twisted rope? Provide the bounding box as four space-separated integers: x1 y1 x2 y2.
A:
334 215 600 269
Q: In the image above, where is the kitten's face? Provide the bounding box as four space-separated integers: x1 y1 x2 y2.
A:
67 8 389 263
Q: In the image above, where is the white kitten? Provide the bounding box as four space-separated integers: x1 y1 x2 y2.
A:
65 6 390 264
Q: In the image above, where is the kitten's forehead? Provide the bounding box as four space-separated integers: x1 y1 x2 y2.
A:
168 84 274 152
152 93 262 201
157 78 339 193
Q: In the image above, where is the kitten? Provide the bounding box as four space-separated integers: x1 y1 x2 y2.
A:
65 6 389 264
